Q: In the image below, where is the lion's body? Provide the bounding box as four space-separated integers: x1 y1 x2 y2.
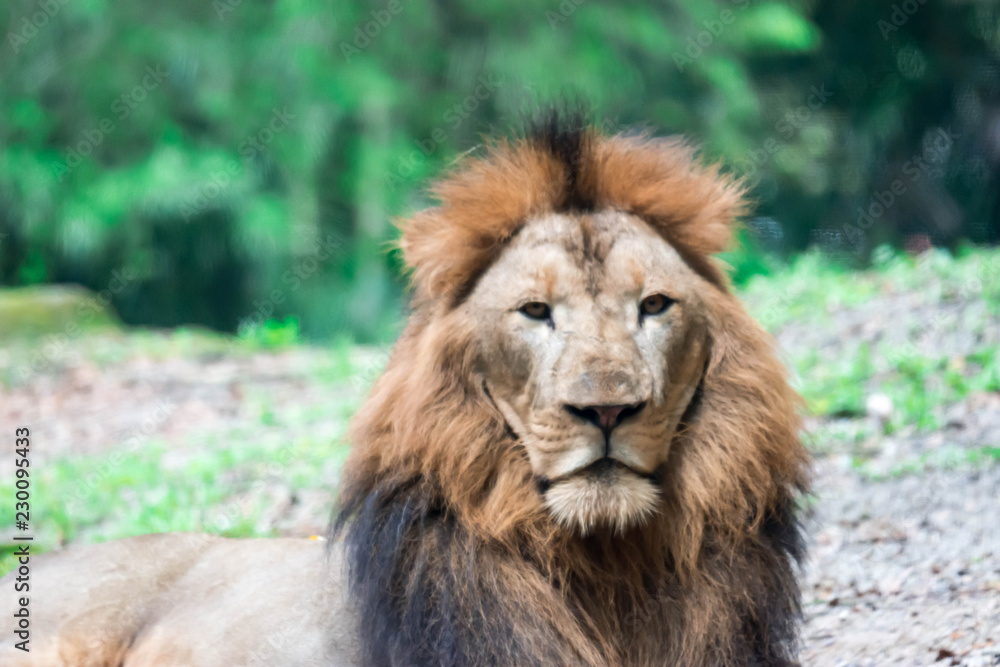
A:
334 117 809 666
0 534 359 666
0 115 808 666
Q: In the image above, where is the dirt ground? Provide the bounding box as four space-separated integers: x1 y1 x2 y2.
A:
766 265 1000 666
1 271 998 666
801 457 999 665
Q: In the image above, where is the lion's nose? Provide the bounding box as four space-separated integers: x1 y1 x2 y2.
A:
564 402 646 434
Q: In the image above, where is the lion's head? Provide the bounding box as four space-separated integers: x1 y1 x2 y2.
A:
335 115 808 666
465 209 712 534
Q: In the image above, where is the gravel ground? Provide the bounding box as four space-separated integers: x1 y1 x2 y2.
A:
801 460 1000 666
761 259 1000 666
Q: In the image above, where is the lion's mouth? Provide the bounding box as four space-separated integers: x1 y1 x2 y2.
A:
538 457 661 493
579 457 662 488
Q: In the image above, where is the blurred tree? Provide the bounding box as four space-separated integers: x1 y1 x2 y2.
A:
0 0 997 339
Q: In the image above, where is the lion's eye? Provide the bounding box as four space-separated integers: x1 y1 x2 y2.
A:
519 302 552 321
640 294 673 317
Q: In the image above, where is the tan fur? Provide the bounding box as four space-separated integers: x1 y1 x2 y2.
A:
0 534 360 666
543 465 660 534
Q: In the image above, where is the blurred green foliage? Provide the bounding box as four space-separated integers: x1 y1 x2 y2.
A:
238 315 301 348
1 0 998 339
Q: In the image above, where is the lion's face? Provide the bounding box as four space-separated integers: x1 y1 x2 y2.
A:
465 209 711 534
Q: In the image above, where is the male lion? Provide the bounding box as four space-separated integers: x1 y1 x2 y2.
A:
1 115 809 666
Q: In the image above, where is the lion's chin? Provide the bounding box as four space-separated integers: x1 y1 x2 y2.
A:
543 463 660 536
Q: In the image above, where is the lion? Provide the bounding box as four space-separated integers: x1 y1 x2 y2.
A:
1 114 808 666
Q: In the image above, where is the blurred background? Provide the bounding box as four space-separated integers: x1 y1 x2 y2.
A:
2 0 998 342
3 3 1000 662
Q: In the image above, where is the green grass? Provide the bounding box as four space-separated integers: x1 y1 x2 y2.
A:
0 324 372 575
742 245 1000 433
794 344 999 434
853 444 1000 481
0 432 351 576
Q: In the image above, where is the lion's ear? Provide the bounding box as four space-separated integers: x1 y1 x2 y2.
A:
589 135 748 257
399 206 512 303
397 140 564 302
660 165 746 257
652 167 746 257
398 207 455 302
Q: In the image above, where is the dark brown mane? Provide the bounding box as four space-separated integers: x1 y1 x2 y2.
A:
333 113 808 667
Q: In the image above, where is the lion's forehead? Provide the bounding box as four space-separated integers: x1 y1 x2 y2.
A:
497 211 694 300
512 210 641 254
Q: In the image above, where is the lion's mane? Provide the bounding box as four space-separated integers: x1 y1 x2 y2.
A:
333 114 809 666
